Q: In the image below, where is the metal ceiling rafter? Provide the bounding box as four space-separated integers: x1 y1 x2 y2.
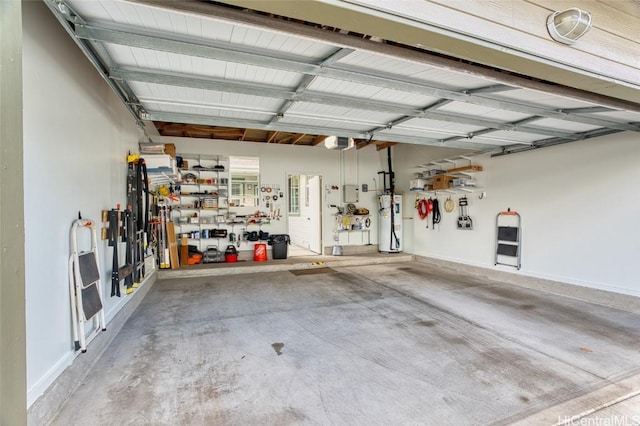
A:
323 66 640 131
127 0 640 114
492 127 622 157
114 67 578 140
365 103 575 141
561 106 613 114
74 23 640 133
270 47 355 125
147 111 498 150
110 68 295 100
75 24 319 74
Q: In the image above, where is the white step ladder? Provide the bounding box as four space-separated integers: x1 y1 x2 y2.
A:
69 218 106 352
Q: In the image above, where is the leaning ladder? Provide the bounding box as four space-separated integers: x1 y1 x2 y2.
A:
69 218 106 352
495 208 522 270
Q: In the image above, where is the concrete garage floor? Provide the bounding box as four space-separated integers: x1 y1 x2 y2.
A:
50 262 640 425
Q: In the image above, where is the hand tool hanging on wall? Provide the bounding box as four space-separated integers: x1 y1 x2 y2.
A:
126 154 150 287
105 206 133 297
457 197 473 230
157 203 170 269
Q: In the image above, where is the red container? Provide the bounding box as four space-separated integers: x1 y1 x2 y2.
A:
253 243 267 262
225 254 238 263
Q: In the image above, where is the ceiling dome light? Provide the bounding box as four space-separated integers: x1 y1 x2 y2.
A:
547 8 592 45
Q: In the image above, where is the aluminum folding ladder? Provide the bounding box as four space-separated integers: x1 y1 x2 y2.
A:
69 218 106 352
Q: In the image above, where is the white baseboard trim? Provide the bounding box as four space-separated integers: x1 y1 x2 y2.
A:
415 255 640 315
27 271 157 425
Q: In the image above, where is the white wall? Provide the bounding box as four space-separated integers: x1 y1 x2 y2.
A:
392 144 468 254
23 3 143 406
395 132 640 297
160 137 387 251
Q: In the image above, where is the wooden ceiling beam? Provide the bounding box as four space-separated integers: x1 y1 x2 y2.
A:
355 138 375 149
312 135 327 146
267 131 279 143
291 133 307 145
375 142 396 151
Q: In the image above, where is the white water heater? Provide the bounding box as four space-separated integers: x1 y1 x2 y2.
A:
378 194 402 252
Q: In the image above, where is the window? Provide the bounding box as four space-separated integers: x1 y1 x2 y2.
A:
288 175 299 214
305 177 311 208
229 157 259 207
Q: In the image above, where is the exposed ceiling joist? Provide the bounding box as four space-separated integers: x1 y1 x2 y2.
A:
79 24 640 132
46 0 640 157
114 68 609 140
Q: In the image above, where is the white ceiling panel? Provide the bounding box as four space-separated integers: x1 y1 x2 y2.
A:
529 118 601 133
438 102 532 122
146 103 272 122
377 127 459 140
140 99 275 117
397 118 485 134
308 77 437 107
338 51 492 90
69 0 336 60
287 102 400 124
307 77 385 99
105 44 301 88
484 89 596 110
589 110 640 122
474 130 543 144
279 115 375 132
128 81 284 111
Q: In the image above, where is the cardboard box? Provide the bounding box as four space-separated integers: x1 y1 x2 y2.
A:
447 165 483 173
432 175 454 190
410 179 428 190
164 143 176 158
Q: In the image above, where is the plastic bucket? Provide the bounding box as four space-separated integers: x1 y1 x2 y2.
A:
225 254 238 263
253 243 267 262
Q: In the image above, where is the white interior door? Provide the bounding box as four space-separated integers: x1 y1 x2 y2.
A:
287 174 322 255
306 175 322 254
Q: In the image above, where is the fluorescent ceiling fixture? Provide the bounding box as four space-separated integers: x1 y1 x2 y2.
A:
546 8 592 45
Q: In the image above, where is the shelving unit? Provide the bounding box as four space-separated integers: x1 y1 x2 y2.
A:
170 154 230 252
334 213 372 245
164 153 274 258
410 155 484 195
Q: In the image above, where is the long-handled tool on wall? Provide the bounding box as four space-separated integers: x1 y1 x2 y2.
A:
105 205 133 297
126 155 149 286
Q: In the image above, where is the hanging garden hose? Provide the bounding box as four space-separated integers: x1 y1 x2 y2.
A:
417 198 433 220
